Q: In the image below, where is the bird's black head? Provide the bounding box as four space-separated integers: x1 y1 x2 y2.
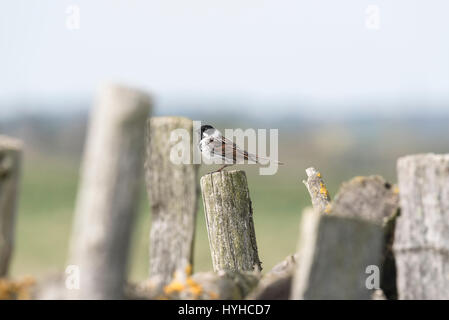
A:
200 125 214 139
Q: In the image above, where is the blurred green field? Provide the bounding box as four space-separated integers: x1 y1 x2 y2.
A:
10 147 334 281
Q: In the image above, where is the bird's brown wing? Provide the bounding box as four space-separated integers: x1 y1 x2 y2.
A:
209 135 252 163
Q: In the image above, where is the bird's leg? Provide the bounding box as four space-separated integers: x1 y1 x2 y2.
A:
215 164 230 173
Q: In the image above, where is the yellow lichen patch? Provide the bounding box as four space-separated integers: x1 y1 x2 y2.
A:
163 280 185 295
0 279 12 300
186 277 203 298
186 277 196 287
188 284 203 297
319 182 329 197
393 186 399 194
208 291 219 300
0 276 36 300
185 264 192 276
353 176 365 183
317 172 321 178
324 204 332 214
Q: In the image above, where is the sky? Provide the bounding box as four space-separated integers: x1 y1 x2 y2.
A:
1 0 449 117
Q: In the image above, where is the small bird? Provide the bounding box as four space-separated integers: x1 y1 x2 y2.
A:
199 124 283 172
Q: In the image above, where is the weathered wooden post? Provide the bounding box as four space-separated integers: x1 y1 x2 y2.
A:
0 136 22 277
145 116 198 286
247 253 297 300
67 84 151 299
200 170 261 272
331 175 399 299
394 153 449 299
303 167 331 214
290 208 384 299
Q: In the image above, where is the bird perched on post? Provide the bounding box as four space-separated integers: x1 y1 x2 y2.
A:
199 124 283 172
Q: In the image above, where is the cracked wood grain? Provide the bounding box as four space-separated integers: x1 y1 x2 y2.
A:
145 116 199 286
394 153 449 299
200 170 261 272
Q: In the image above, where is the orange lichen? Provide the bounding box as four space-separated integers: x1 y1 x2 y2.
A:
319 182 329 197
185 264 192 276
0 279 11 300
188 284 202 297
0 276 35 300
186 277 196 287
185 277 203 298
163 280 185 295
209 291 219 300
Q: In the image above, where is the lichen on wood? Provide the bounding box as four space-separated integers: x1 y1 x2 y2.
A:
200 170 261 272
127 268 259 300
303 167 331 214
331 175 399 225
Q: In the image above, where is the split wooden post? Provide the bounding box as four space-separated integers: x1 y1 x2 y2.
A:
291 208 384 299
68 84 151 299
200 170 261 272
303 167 331 214
331 175 399 299
247 254 298 300
0 136 22 277
394 153 449 299
145 116 198 286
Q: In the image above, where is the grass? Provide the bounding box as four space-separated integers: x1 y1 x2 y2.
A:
12 124 439 281
10 152 312 281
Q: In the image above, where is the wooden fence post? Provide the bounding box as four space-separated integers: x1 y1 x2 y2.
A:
67 84 151 299
200 170 261 272
331 175 399 299
291 208 384 299
0 136 22 277
394 153 449 299
145 116 198 286
303 167 331 214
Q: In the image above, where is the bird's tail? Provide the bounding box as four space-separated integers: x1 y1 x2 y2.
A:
253 154 284 165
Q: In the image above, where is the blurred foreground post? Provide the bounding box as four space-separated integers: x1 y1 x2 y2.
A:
200 170 261 272
395 154 449 299
291 208 383 299
247 253 297 300
331 175 399 299
68 84 151 299
0 136 22 277
145 116 198 285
